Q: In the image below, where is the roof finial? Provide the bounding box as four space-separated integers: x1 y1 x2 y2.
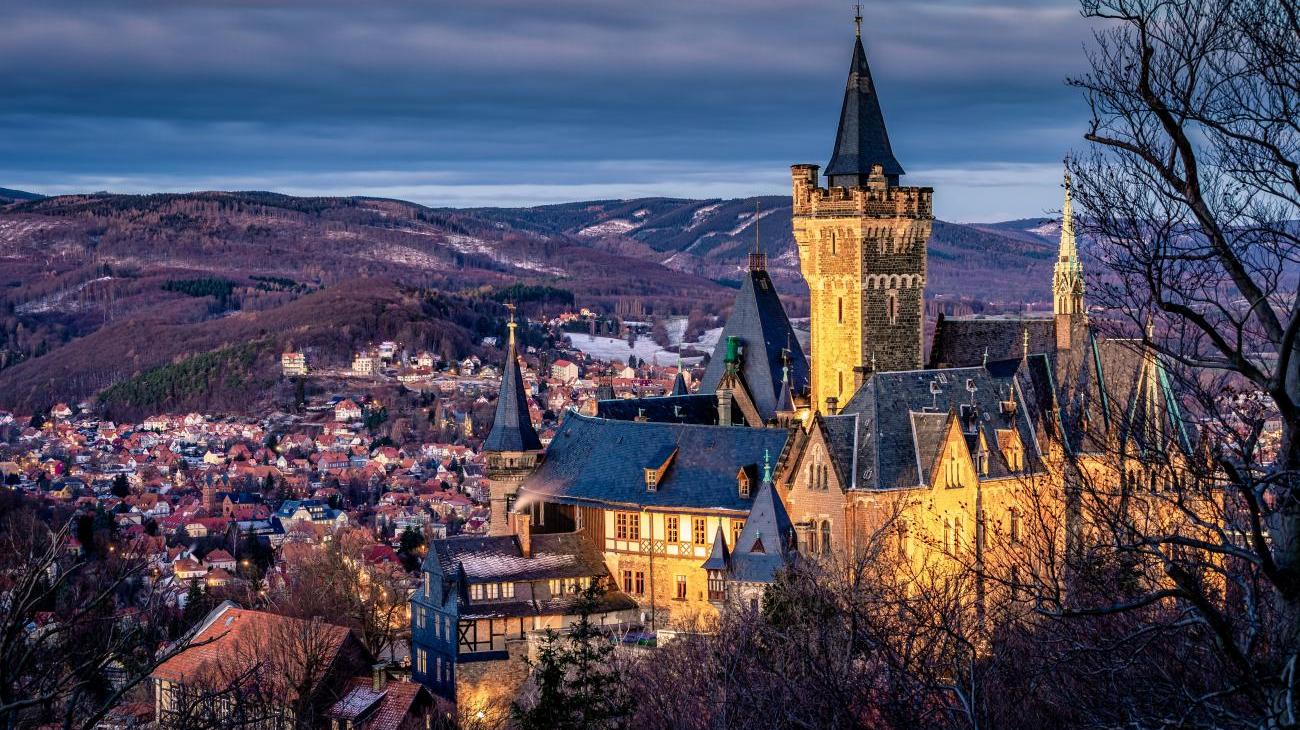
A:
854 1 863 38
506 302 518 349
762 448 772 483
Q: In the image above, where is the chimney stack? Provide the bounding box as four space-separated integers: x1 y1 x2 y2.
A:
518 513 533 559
717 389 734 426
826 396 839 416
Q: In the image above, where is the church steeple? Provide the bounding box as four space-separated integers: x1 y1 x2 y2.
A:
824 18 905 188
1054 165 1086 349
484 305 543 537
483 306 541 454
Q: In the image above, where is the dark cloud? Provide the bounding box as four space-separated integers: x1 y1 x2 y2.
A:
0 0 1097 221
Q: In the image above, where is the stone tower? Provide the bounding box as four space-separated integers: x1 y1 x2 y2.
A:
483 307 543 537
1053 167 1085 350
792 22 933 412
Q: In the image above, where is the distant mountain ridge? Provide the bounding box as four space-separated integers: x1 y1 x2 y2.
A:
0 189 1064 412
0 188 44 202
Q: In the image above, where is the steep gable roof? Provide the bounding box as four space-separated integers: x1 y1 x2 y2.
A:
698 268 809 422
728 467 797 584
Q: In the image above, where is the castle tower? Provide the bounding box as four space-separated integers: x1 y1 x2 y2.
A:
484 305 543 537
1053 167 1085 350
792 18 933 412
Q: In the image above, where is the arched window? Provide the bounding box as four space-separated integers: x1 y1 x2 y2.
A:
887 290 899 325
821 521 832 555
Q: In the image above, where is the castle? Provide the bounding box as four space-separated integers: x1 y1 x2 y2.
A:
410 20 1191 715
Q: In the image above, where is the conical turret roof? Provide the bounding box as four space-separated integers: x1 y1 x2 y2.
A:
483 318 542 453
824 35 904 182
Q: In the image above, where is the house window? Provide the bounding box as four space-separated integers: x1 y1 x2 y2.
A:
417 649 428 675
634 571 645 595
645 469 658 492
821 520 832 556
616 512 628 539
693 517 707 545
415 606 425 630
666 516 679 543
731 520 745 547
738 474 750 499
675 575 687 600
424 572 431 597
622 569 633 593
470 584 483 601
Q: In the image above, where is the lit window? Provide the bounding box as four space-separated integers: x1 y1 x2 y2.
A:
731 520 745 546
470 584 483 601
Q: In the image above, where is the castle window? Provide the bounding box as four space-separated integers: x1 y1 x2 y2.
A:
693 517 707 545
707 570 726 602
1010 508 1021 544
821 520 832 555
830 230 837 255
838 297 844 324
887 290 899 325
675 575 687 600
666 516 680 543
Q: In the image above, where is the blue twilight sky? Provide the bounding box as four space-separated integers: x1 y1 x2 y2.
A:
0 0 1098 222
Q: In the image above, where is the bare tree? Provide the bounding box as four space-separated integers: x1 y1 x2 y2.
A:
0 501 207 730
1052 0 1300 722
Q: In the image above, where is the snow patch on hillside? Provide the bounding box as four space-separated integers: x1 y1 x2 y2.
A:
1027 221 1061 237
729 207 775 235
16 276 113 315
577 219 637 238
686 204 721 231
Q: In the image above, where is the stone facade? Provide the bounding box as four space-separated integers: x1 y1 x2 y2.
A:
486 451 540 537
792 163 933 412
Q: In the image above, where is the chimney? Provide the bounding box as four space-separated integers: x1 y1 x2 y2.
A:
825 396 839 416
717 388 733 426
372 662 387 692
518 513 533 559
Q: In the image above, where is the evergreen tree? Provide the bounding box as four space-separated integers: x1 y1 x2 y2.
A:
111 473 130 498
398 527 426 572
512 584 633 730
181 580 209 629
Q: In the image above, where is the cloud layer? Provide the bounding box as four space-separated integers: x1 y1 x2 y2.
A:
0 0 1097 221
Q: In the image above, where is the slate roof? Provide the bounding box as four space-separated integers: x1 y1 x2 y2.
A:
595 393 718 425
833 364 1046 490
824 35 905 182
519 412 791 512
727 472 797 584
671 370 689 396
483 332 541 453
928 313 1057 369
427 532 608 583
423 533 637 620
698 268 810 423
701 524 731 571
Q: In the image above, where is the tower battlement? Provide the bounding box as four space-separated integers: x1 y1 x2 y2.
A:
791 164 932 219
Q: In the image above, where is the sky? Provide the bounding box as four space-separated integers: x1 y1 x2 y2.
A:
0 0 1099 223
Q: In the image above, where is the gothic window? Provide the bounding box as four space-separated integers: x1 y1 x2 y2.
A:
821 520 832 555
887 290 899 325
732 520 745 546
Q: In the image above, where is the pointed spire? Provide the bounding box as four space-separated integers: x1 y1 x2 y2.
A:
824 23 905 187
1054 162 1085 318
701 523 731 571
483 303 542 453
775 352 795 416
671 351 689 396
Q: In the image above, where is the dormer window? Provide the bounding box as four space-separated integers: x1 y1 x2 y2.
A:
643 446 677 493
736 464 758 499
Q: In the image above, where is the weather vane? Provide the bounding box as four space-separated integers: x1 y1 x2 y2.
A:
854 2 863 37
